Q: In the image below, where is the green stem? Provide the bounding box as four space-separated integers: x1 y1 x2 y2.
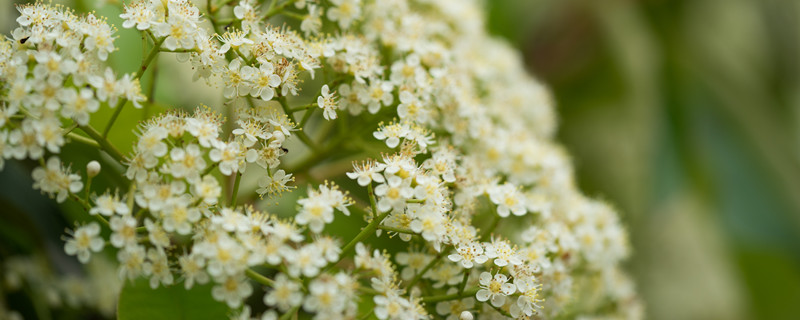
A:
264 0 300 18
420 287 479 303
278 96 317 150
367 183 378 217
458 269 470 294
72 193 110 227
406 251 443 288
229 172 242 206
103 36 164 138
288 103 315 113
329 189 391 269
279 306 300 320
298 107 315 128
66 132 100 148
489 303 514 317
357 310 374 320
79 125 127 163
481 212 500 241
62 122 78 135
245 268 275 287
377 225 417 235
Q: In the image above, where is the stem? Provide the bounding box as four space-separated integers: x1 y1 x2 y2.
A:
329 187 391 269
264 0 300 18
202 163 218 176
66 132 100 148
62 122 78 135
103 36 164 138
288 103 315 113
377 225 417 235
420 287 479 303
71 193 110 228
298 107 315 128
357 310 374 320
84 176 93 203
489 303 514 317
278 306 299 320
245 268 275 287
278 96 317 150
406 249 447 288
458 270 470 294
367 183 378 217
229 172 242 206
79 125 127 163
480 204 501 241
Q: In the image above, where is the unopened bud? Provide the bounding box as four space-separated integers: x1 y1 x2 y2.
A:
87 161 101 178
460 311 473 320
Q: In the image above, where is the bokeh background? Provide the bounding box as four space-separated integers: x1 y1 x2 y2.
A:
2 0 800 319
485 0 800 319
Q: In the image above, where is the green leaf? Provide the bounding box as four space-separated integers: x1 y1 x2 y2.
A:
117 278 230 320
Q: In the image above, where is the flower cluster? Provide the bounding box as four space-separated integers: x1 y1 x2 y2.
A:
0 0 642 319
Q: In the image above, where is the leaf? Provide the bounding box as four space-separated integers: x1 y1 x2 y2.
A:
117 278 230 320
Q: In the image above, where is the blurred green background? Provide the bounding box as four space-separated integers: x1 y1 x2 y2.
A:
486 0 800 319
2 0 800 319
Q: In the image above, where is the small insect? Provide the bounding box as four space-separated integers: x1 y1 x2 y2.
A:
20 37 29 44
281 147 289 154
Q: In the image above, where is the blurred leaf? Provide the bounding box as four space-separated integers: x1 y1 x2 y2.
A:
117 279 230 320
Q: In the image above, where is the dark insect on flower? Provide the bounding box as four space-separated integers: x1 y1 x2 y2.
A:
20 37 29 44
281 147 289 154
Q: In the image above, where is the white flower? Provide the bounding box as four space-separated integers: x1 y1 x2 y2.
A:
193 175 222 205
179 253 209 289
167 144 206 181
374 175 413 212
59 88 99 126
285 244 326 278
212 275 253 308
217 30 254 54
395 251 431 280
90 192 129 216
110 215 138 249
374 292 411 320
488 183 527 217
513 277 543 317
327 0 361 29
117 245 148 281
117 73 146 108
120 1 155 30
436 288 475 320
317 84 339 120
145 248 173 289
64 222 104 263
358 79 394 114
256 169 294 197
346 160 386 186
448 241 488 269
249 62 281 101
31 157 83 203
300 5 323 36
209 140 244 175
222 59 254 98
89 68 120 105
263 273 303 312
476 272 516 307
484 238 523 267
374 122 409 149
296 195 334 233
156 15 197 51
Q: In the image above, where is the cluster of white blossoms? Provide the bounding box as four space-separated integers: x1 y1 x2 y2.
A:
0 0 642 319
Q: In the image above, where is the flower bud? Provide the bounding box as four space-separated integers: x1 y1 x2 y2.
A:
86 161 101 178
460 311 474 320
